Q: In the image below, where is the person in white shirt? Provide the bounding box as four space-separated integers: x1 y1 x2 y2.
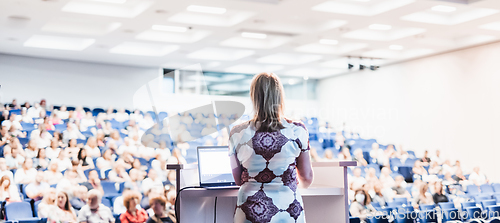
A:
0 158 14 181
141 169 164 193
19 108 34 123
431 150 443 165
114 108 129 122
349 167 367 190
46 139 61 160
14 158 38 185
84 137 101 158
117 137 137 156
80 112 96 132
58 106 69 120
25 171 50 201
62 123 85 144
27 103 43 119
77 189 115 223
44 162 64 185
201 123 217 137
468 166 488 186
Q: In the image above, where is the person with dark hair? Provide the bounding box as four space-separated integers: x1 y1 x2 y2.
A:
349 189 377 222
47 191 77 222
229 73 313 223
77 148 95 170
146 196 174 223
33 148 50 170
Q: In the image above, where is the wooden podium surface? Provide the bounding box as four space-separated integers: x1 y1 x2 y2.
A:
168 161 356 223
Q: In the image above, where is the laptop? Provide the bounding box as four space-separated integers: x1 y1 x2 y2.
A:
197 146 239 189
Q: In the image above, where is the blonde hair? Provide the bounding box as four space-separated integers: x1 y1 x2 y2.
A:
250 72 285 132
123 190 142 209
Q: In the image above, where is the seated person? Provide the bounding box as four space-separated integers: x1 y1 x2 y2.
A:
147 196 175 223
349 189 377 222
70 185 88 211
38 188 57 218
120 190 148 223
432 181 449 204
77 189 115 223
0 175 20 203
47 191 77 222
414 183 434 209
391 175 411 200
25 171 50 201
349 167 367 190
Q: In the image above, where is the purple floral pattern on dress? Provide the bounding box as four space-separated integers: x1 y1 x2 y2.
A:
233 121 308 223
252 131 289 161
254 168 277 183
240 190 279 223
281 163 298 192
286 199 304 220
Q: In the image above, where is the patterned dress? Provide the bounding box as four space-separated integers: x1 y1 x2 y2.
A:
229 118 310 223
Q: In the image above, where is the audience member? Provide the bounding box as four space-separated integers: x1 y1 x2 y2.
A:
0 158 14 180
47 191 77 222
70 185 88 211
146 196 175 223
77 189 115 223
38 188 57 218
34 148 50 170
414 183 433 209
14 158 37 184
349 189 377 222
0 175 20 203
432 181 449 204
25 171 50 201
120 190 149 223
468 166 488 186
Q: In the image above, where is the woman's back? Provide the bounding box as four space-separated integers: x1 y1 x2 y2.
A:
229 119 310 223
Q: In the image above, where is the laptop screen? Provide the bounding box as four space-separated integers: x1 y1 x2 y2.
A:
197 146 236 187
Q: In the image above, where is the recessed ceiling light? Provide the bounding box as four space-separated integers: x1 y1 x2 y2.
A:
303 76 309 80
241 32 267 39
431 5 456 13
369 24 392 30
90 0 127 3
187 5 226 14
319 39 338 45
389 45 404 50
24 35 95 51
151 25 188 32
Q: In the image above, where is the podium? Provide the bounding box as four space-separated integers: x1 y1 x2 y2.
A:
167 161 356 223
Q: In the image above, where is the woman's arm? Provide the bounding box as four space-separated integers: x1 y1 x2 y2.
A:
296 151 313 189
230 154 243 186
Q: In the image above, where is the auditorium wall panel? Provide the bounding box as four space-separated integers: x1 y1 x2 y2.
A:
0 54 318 118
317 41 500 182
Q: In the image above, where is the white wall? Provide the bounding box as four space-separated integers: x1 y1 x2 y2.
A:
317 42 500 182
0 54 160 109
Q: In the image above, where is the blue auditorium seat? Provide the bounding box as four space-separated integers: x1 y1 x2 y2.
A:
465 207 484 221
467 185 481 195
387 201 402 208
18 138 29 148
461 201 476 210
481 200 496 210
438 202 455 210
481 184 495 194
487 205 500 219
419 204 435 211
367 214 390 223
394 211 417 223
418 210 437 223
5 201 39 221
349 217 360 223
397 206 414 213
492 183 500 193
441 208 461 222
92 108 105 116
